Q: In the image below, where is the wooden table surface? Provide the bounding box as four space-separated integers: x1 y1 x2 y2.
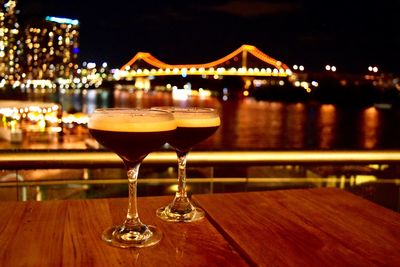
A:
1 188 400 266
0 196 246 267
193 188 400 267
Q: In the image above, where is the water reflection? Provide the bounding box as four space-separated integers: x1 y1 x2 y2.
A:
114 90 219 110
235 99 285 149
219 100 305 149
110 89 400 150
23 88 400 150
317 104 337 149
360 107 380 149
23 87 111 114
286 103 306 148
265 102 285 149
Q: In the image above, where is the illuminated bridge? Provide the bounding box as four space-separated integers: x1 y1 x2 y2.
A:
115 44 293 79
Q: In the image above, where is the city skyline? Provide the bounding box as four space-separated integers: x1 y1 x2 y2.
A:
17 0 400 73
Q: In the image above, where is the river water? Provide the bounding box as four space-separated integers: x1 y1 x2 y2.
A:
61 88 400 151
19 88 400 211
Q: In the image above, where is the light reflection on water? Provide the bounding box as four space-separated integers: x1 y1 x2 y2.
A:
318 104 337 149
360 107 380 149
28 88 399 150
111 90 396 150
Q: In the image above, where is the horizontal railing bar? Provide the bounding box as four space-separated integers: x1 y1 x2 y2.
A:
1 150 400 170
1 177 399 187
0 178 244 187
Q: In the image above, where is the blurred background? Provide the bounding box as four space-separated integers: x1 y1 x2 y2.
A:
1 0 400 212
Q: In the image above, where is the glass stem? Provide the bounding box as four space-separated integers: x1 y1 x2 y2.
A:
124 163 142 227
176 150 188 198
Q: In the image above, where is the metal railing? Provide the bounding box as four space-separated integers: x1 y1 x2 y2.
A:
1 150 400 203
1 150 400 170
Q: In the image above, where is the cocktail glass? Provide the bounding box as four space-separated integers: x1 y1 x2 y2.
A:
88 108 176 247
154 107 220 222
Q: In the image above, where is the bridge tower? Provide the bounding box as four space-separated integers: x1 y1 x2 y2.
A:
242 49 247 69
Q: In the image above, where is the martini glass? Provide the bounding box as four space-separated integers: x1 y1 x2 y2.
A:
154 107 220 222
88 108 176 248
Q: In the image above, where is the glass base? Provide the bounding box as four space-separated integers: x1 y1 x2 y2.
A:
102 224 162 248
156 205 205 222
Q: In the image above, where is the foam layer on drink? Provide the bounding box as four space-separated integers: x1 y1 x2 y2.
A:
151 107 221 128
174 115 221 128
89 112 177 132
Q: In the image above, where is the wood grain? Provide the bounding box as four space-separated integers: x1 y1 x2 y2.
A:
193 188 400 267
0 196 247 267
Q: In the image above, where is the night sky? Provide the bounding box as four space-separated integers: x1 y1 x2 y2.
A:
18 0 400 73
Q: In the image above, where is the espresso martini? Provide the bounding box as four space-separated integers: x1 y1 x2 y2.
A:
152 107 220 222
88 108 176 248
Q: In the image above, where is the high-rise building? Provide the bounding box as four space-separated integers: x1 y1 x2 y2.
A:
0 0 23 86
24 16 79 81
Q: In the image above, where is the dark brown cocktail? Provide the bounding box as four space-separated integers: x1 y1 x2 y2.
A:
89 130 175 165
88 108 176 248
168 125 219 153
153 107 221 222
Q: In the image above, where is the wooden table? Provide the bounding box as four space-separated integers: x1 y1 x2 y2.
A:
193 188 400 266
1 188 400 266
